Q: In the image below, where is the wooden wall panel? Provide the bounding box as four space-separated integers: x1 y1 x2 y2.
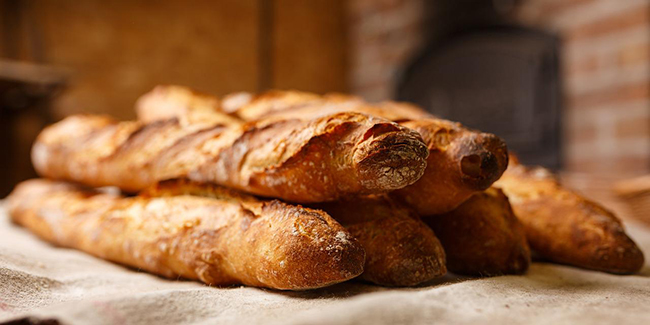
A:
6 0 348 120
271 0 348 93
28 0 261 120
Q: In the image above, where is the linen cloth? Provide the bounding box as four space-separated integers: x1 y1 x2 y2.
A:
1 202 650 325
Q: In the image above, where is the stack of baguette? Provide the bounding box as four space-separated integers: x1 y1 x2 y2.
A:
7 85 645 291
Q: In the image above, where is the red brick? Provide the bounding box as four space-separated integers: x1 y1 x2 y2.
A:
565 155 650 175
609 156 650 174
537 0 597 17
565 54 600 75
568 83 650 109
615 116 650 138
565 122 598 143
618 42 650 68
565 6 650 41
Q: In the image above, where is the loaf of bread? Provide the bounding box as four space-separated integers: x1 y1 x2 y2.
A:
425 187 530 276
32 110 429 202
8 179 366 290
314 196 447 286
147 179 448 286
136 86 508 215
495 157 645 274
136 85 241 127
136 88 447 286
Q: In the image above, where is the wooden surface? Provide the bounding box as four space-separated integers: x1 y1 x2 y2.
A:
7 0 348 120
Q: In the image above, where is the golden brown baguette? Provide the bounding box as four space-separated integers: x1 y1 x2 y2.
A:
7 179 365 290
235 93 508 216
145 179 447 286
425 187 530 276
136 86 507 215
224 90 431 123
316 197 447 286
136 85 241 127
394 117 508 215
136 87 447 285
32 111 428 202
495 157 645 274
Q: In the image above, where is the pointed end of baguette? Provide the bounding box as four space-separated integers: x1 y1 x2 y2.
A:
456 132 509 190
504 243 532 275
359 218 447 286
584 223 645 275
265 203 366 290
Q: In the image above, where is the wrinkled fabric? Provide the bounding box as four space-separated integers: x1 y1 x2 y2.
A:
1 202 649 325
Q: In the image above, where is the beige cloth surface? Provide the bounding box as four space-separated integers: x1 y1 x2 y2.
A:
2 202 650 325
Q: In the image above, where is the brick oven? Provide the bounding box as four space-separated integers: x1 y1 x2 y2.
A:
397 14 562 169
348 0 650 176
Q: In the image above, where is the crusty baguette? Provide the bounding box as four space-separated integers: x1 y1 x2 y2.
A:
314 196 446 286
32 110 429 202
7 179 365 290
136 85 241 127
223 90 431 123
425 187 530 276
233 93 509 216
495 157 645 274
136 86 447 285
145 179 447 286
136 86 507 215
392 117 508 215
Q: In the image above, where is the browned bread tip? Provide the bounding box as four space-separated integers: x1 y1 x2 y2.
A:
8 179 366 290
395 117 508 215
495 157 645 274
314 196 447 286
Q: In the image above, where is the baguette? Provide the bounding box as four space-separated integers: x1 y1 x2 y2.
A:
394 117 508 215
137 87 447 285
425 187 530 276
32 111 429 202
495 157 645 274
135 85 241 127
145 179 447 286
235 93 509 216
7 179 365 290
314 197 447 286
137 86 507 215
229 91 509 215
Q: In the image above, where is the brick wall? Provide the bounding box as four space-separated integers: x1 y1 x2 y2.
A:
513 0 650 175
347 0 650 175
347 0 429 101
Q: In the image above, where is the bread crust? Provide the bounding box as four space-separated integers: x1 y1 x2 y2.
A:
314 196 447 286
136 85 240 127
251 97 509 215
395 118 508 215
495 158 645 274
426 187 530 276
7 179 366 290
135 86 507 215
148 179 448 286
135 87 446 286
32 111 428 202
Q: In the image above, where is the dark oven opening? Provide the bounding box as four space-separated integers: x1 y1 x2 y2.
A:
398 0 562 170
